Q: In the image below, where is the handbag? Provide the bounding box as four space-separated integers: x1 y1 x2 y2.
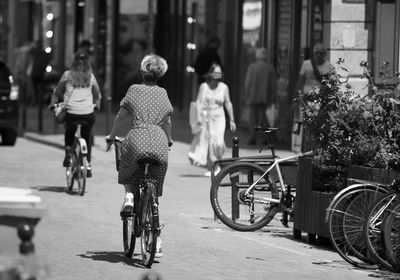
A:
189 101 201 134
265 103 278 127
53 84 73 124
54 103 66 124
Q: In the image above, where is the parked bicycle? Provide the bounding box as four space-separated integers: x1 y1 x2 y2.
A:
363 180 400 272
65 124 88 196
325 178 400 272
106 136 161 268
210 127 312 231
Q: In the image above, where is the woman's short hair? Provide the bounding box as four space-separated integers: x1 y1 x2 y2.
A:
140 54 168 82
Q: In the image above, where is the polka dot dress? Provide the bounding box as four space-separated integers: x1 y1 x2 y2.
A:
118 84 173 196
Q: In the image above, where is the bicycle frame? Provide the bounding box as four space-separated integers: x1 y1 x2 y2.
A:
243 154 302 204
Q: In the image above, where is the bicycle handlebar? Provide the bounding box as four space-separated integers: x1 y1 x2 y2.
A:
302 151 314 157
105 136 124 152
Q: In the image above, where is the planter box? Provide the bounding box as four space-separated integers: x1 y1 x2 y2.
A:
293 159 400 242
293 156 335 242
348 164 400 184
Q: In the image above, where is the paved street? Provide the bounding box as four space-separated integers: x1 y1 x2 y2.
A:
2 131 398 279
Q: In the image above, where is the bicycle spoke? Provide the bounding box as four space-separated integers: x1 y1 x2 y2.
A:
211 162 280 231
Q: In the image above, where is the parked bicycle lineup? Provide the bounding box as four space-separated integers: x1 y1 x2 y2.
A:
326 179 400 272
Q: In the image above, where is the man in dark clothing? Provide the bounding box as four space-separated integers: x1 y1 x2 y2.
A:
193 36 222 84
27 40 50 105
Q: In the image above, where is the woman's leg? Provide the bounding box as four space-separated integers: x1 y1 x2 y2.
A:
64 117 77 166
121 183 134 215
80 114 96 163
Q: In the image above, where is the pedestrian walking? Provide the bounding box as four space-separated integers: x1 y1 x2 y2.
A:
244 47 277 145
106 54 173 257
49 51 101 177
188 63 236 177
193 36 222 85
27 40 50 105
294 42 333 152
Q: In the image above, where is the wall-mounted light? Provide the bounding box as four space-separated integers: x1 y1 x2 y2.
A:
46 65 52 72
46 13 54 21
46 30 53 38
45 47 52 53
186 43 196 50
187 17 196 24
186 66 195 73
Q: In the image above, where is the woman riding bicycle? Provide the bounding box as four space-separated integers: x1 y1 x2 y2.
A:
49 51 101 177
107 54 173 255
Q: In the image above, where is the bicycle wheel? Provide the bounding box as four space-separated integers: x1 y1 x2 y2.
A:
66 166 74 191
140 184 157 268
383 201 400 272
210 162 279 232
327 184 387 268
66 151 76 191
364 191 400 271
123 215 136 257
76 144 87 196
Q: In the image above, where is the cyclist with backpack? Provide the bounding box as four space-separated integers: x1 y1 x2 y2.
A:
49 51 101 177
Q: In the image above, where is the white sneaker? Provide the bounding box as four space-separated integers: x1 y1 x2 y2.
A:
120 193 134 217
204 171 211 177
155 237 162 258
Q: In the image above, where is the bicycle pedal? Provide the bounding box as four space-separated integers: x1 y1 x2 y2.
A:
156 224 165 234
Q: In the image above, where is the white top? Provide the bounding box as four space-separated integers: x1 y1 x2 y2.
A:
299 60 333 93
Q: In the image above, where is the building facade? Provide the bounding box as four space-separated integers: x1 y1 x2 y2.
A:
1 0 400 145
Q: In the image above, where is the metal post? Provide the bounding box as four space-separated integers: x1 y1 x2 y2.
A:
232 136 239 157
231 136 239 220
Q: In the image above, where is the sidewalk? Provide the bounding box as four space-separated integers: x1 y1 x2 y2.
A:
21 105 298 159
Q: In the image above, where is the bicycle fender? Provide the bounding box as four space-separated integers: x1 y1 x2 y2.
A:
77 138 88 155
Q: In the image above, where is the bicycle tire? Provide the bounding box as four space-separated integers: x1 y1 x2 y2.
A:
364 191 400 272
327 184 387 268
123 215 136 257
383 201 400 272
66 150 76 191
76 144 87 196
210 162 279 232
140 183 157 268
66 166 74 191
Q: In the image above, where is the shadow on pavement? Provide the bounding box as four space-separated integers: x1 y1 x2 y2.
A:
78 251 159 268
180 174 208 178
31 185 82 196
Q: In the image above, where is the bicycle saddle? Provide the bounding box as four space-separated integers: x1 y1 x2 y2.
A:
137 158 160 166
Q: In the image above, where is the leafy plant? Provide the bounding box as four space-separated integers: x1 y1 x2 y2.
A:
299 59 400 192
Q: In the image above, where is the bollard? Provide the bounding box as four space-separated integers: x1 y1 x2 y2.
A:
232 136 239 157
231 136 240 220
18 224 35 255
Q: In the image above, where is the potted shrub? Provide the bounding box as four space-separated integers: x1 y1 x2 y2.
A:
293 59 400 241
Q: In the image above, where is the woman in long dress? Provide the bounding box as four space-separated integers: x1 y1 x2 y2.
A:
188 63 236 176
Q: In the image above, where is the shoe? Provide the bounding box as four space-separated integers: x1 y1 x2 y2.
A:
86 163 92 178
63 147 71 167
63 154 71 167
215 166 221 175
120 193 134 217
155 237 162 258
204 171 211 177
